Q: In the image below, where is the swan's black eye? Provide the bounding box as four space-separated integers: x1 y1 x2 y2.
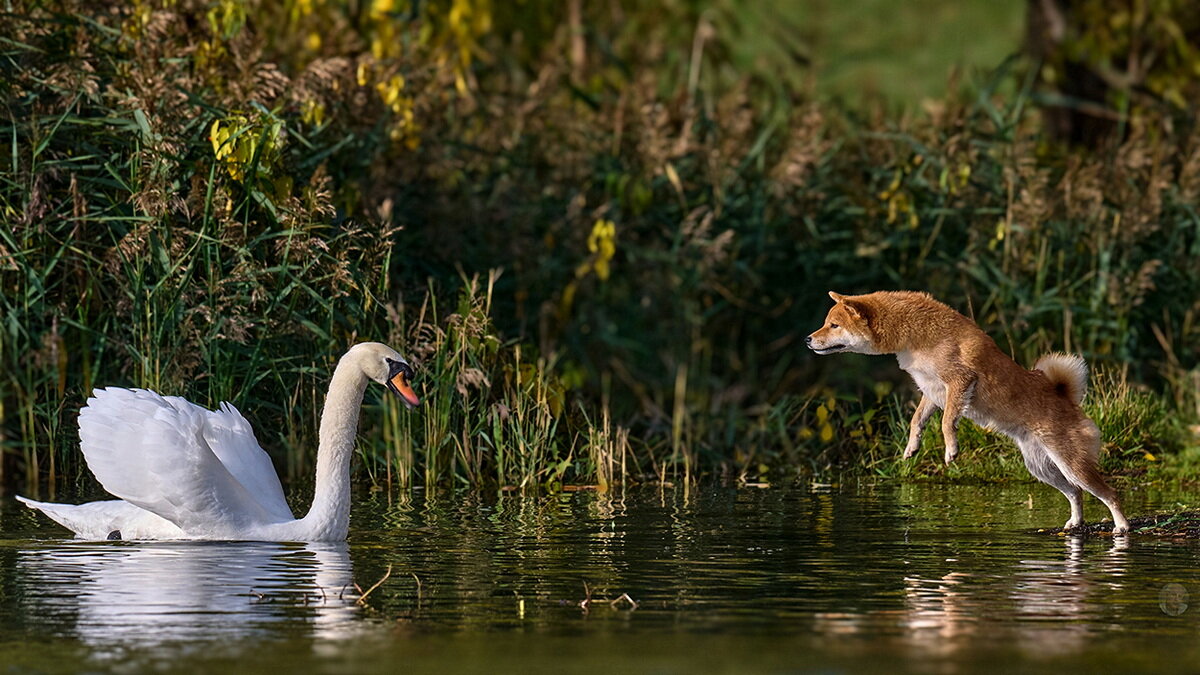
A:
830 323 839 329
387 358 416 382
386 358 402 377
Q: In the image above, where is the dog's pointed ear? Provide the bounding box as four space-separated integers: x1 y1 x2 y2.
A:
829 291 866 320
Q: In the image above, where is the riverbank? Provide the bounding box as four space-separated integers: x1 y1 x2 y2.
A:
2 2 1197 490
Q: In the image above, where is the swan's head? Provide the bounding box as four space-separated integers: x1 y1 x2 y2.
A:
348 342 421 409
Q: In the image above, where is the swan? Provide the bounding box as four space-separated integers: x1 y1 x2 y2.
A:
17 342 420 542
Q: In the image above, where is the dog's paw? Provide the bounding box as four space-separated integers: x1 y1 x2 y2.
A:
943 447 958 465
1063 518 1083 531
902 441 919 459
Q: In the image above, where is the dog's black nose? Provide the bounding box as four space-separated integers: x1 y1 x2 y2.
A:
805 335 812 344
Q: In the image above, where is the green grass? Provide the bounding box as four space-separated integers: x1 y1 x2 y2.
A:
1 1 1197 492
369 272 574 489
727 0 1025 103
860 367 1192 484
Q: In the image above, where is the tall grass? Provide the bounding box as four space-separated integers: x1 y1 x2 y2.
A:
365 272 583 489
860 365 1190 482
1 1 1196 491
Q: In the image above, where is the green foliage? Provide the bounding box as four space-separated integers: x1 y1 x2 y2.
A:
0 1 1196 490
1087 367 1189 468
1037 0 1200 111
368 272 578 489
1027 0 1200 145
864 366 1190 483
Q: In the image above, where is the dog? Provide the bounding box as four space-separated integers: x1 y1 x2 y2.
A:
807 290 1129 534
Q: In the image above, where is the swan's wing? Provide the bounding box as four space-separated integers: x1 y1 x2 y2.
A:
77 388 293 533
170 396 293 522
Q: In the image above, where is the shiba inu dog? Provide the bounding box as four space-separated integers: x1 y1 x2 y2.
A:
807 290 1129 535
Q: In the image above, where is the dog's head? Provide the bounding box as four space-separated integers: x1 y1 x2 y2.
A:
807 292 879 355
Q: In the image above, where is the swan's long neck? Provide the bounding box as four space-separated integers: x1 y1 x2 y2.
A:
300 355 369 540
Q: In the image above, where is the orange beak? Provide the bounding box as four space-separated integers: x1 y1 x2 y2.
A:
389 372 421 409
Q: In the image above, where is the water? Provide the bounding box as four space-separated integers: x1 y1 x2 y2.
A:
3 481 1200 673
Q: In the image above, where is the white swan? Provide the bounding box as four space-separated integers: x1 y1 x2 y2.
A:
17 342 420 542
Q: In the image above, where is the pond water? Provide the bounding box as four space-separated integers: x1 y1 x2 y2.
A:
2 481 1200 673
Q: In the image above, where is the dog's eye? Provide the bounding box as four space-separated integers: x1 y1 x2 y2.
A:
830 323 839 329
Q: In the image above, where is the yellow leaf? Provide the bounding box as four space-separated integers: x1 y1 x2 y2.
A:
664 163 683 198
209 120 223 156
819 423 833 443
370 0 395 19
1144 452 1157 462
888 172 901 192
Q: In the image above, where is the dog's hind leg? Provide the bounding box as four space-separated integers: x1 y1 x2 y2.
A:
1041 422 1130 535
1017 434 1084 530
903 396 937 459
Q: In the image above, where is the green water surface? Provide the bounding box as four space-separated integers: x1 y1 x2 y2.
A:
2 482 1199 673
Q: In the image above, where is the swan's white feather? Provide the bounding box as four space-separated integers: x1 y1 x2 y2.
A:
18 342 410 541
15 496 184 539
191 398 293 522
76 388 293 536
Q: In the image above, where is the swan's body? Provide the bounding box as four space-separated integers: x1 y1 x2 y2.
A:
17 342 419 542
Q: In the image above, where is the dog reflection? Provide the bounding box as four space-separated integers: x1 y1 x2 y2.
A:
1010 535 1127 655
900 536 1127 655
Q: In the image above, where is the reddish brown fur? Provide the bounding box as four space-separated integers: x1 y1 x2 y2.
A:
808 290 1128 534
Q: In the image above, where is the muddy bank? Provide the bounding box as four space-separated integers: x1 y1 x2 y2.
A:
1039 511 1200 538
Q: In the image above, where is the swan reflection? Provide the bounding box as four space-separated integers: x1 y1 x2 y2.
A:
17 541 360 644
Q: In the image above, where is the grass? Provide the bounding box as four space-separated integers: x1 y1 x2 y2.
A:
364 271 579 489
1 1 1197 492
725 0 1025 103
861 366 1192 484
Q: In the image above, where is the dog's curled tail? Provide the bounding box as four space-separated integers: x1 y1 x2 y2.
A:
1034 352 1088 406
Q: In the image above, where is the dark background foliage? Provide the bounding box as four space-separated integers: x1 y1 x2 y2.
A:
1 0 1197 489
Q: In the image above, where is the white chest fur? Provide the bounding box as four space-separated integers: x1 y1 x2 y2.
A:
896 351 946 407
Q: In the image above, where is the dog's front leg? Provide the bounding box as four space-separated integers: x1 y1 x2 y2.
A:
903 396 936 459
940 379 974 465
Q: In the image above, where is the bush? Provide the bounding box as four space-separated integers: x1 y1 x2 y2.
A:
1 1 1196 488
